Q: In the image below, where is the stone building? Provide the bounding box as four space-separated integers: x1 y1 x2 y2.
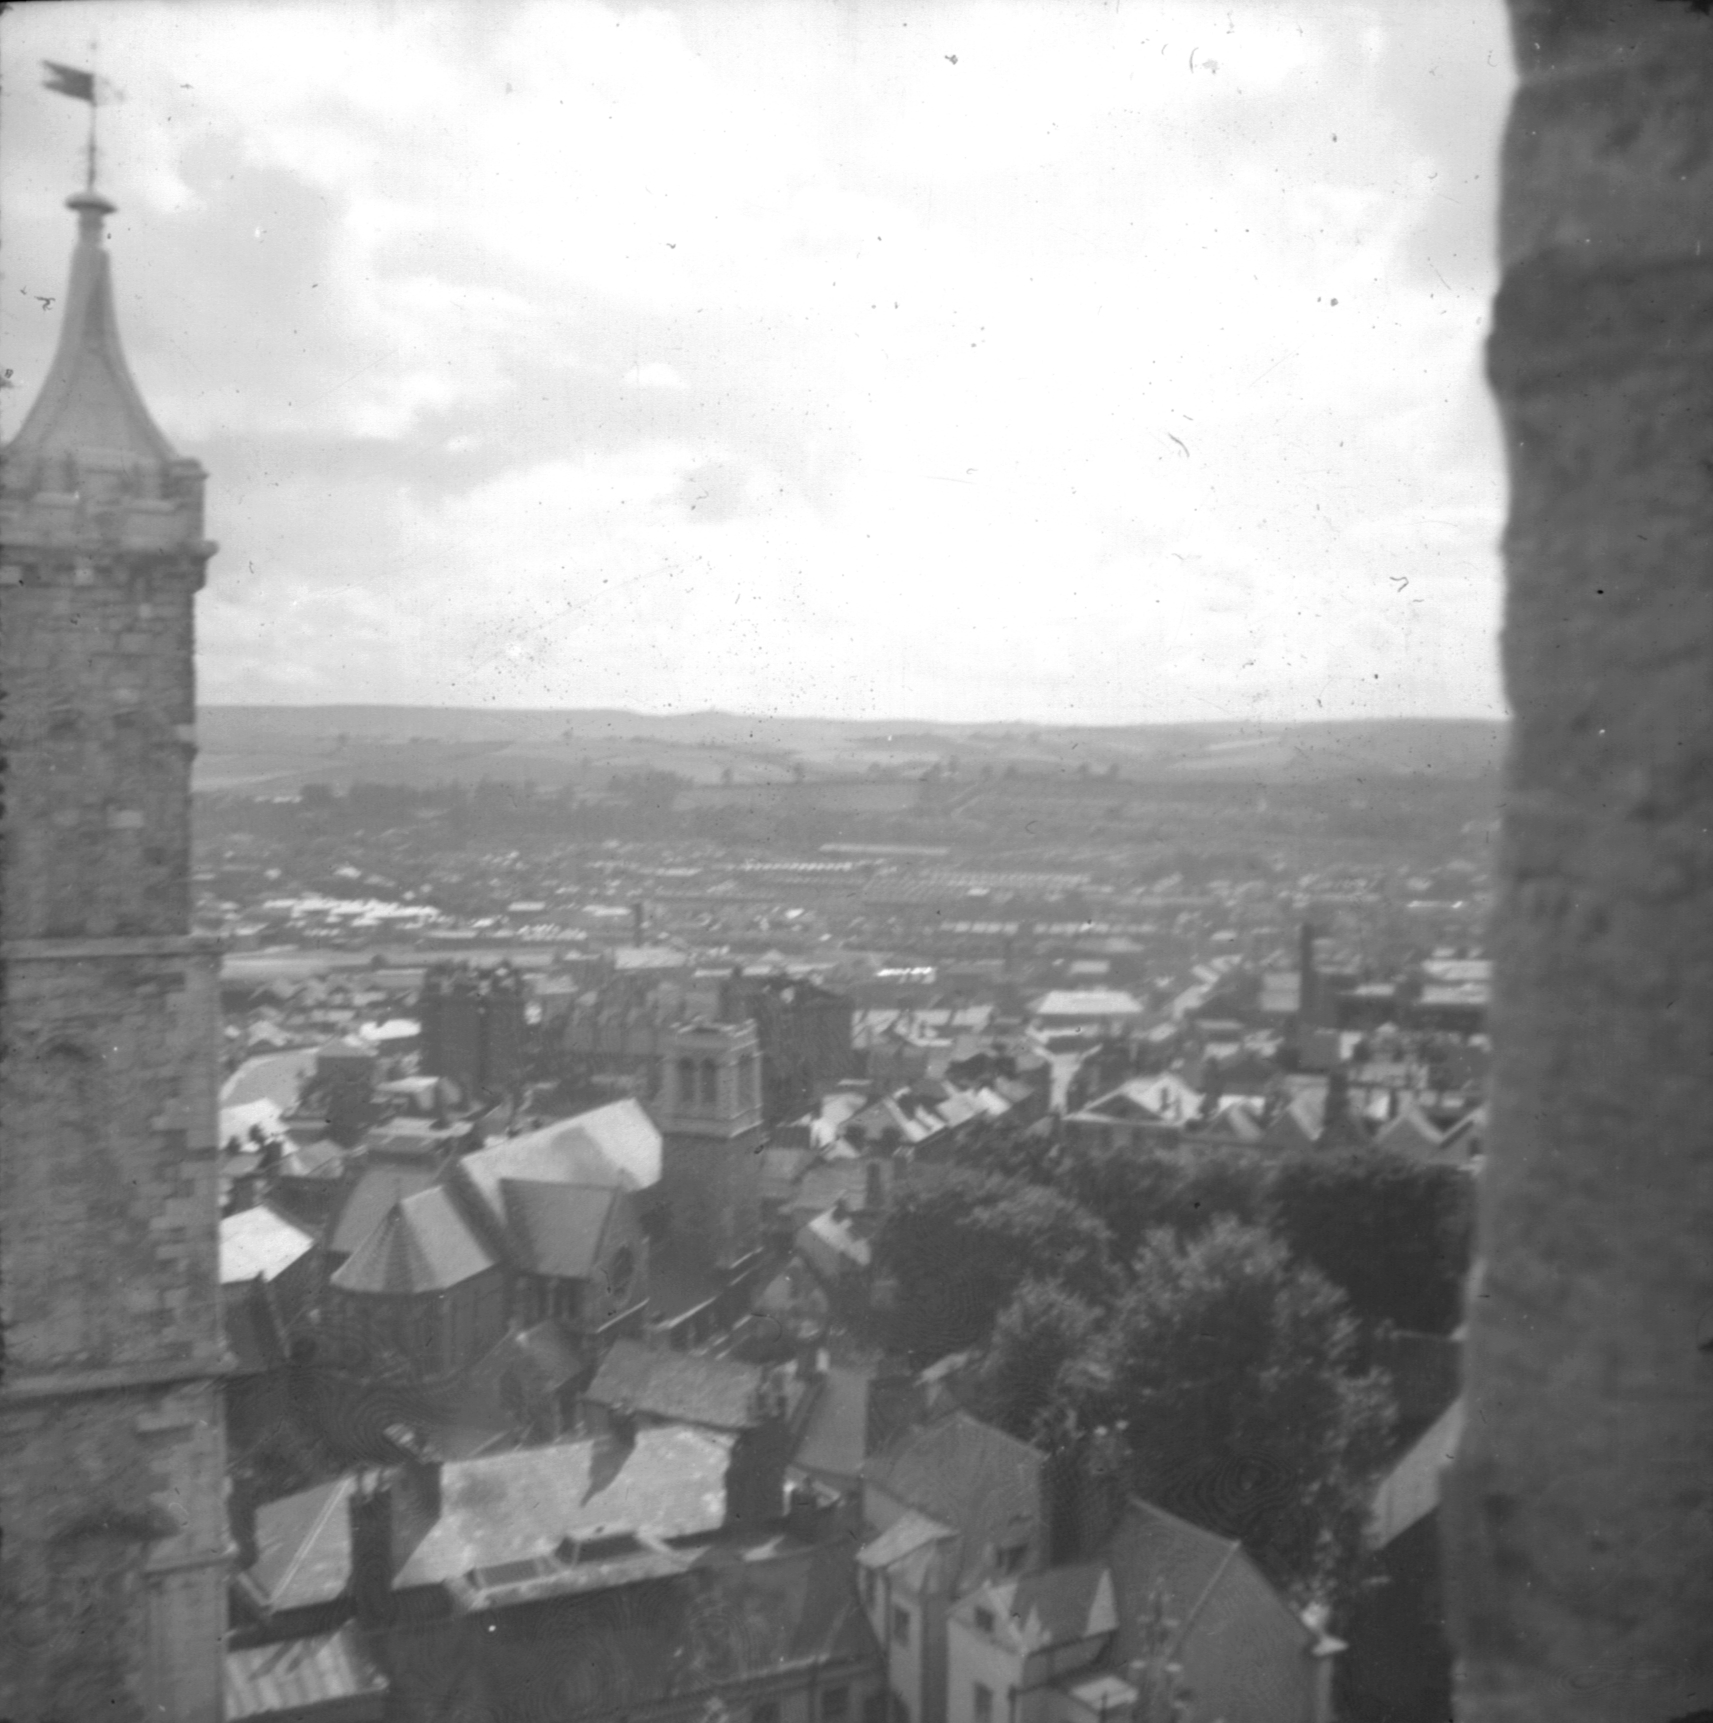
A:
0 191 227 1720
652 1017 766 1272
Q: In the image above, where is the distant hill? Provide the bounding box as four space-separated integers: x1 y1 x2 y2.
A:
194 706 1506 797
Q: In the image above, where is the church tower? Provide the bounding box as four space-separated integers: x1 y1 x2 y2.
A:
0 191 227 1720
650 1019 765 1273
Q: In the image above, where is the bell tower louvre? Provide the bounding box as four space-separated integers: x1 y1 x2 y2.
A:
0 186 228 1720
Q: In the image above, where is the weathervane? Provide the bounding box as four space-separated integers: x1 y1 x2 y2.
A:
42 52 114 194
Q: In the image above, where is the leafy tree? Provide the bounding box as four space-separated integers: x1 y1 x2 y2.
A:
943 1113 1062 1185
1085 1219 1394 1607
1272 1152 1474 1335
875 1169 1114 1362
1059 1142 1272 1263
975 1278 1102 1442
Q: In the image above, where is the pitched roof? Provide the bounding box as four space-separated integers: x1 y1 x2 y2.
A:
456 1104 661 1239
397 1426 732 1589
330 1185 495 1296
585 1338 767 1432
219 1206 317 1286
469 1537 880 1717
1103 1496 1313 1668
1376 1098 1446 1159
863 1412 1045 1588
957 1562 1118 1653
791 1365 871 1486
224 1624 388 1720
5 194 177 470
242 1425 734 1612
330 1163 439 1257
1370 1397 1465 1549
499 1179 618 1279
858 1508 958 1573
1031 990 1146 1020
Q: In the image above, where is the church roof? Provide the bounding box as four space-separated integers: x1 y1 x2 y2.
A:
330 1185 496 1296
498 1179 619 1279
5 193 177 470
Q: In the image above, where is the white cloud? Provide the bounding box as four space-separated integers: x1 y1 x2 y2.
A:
1 0 1513 722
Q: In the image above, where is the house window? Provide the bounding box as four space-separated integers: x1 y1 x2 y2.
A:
973 1685 993 1723
974 1606 995 1635
700 1058 719 1107
753 1704 781 1723
863 1568 878 1609
891 1604 910 1645
822 1685 849 1720
996 1542 1027 1576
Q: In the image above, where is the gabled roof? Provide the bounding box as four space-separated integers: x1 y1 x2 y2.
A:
330 1186 495 1296
1085 1072 1203 1126
1376 1099 1446 1159
5 194 177 470
1263 1090 1323 1152
1103 1496 1314 1669
219 1206 317 1286
456 1104 661 1238
330 1163 439 1257
858 1508 958 1573
957 1563 1118 1653
864 1411 1045 1588
585 1338 767 1432
499 1179 618 1279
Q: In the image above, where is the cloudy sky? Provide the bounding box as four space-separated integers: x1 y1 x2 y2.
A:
2 1 1513 723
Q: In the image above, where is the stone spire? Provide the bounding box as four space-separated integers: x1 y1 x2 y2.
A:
4 191 177 476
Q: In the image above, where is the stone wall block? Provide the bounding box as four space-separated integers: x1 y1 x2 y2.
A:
1444 5 1713 1719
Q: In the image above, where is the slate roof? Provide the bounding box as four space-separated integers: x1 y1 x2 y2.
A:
219 1206 317 1286
330 1164 439 1258
857 1508 957 1573
225 1624 388 1720
791 1365 871 1486
1376 1099 1446 1160
1103 1494 1317 1676
957 1562 1118 1653
863 1412 1045 1588
330 1186 495 1296
398 1426 732 1589
456 1104 661 1243
463 1536 881 1720
1085 1072 1202 1126
242 1425 734 1613
499 1179 618 1279
585 1338 766 1432
1370 1398 1465 1549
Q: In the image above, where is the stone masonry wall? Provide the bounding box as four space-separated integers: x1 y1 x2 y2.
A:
0 560 199 940
1442 3 1713 1718
0 947 224 1376
0 1378 226 1723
